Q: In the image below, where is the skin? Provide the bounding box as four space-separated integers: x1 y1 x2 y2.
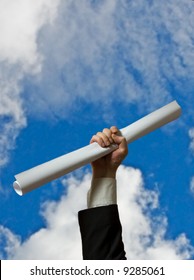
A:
90 126 128 179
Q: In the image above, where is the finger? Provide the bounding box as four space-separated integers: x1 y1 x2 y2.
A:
120 137 128 156
102 128 114 143
90 135 105 147
110 126 119 134
112 134 128 156
112 134 122 145
97 132 111 146
110 126 122 137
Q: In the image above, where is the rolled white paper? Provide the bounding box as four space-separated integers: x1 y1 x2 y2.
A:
13 101 181 196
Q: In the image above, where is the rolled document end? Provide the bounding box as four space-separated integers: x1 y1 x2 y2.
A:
13 180 23 196
121 101 182 143
175 101 182 115
13 143 118 196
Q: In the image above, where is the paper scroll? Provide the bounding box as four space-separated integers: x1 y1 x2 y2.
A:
13 100 181 196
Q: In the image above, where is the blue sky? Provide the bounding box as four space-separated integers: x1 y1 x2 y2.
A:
1 0 194 259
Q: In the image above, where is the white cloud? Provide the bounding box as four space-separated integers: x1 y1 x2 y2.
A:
190 177 194 196
2 0 194 165
1 173 89 259
189 128 194 154
0 70 26 166
25 0 194 119
0 166 193 259
188 129 194 196
117 166 193 259
0 225 21 259
0 0 60 166
0 0 59 67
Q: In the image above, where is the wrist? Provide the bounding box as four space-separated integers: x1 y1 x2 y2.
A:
92 167 117 179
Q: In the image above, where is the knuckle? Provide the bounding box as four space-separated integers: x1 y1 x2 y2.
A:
97 131 102 136
103 129 111 138
111 125 117 129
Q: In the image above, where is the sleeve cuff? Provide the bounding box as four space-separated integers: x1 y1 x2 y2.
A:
87 177 117 208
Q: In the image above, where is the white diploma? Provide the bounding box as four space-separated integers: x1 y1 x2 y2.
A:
13 101 181 196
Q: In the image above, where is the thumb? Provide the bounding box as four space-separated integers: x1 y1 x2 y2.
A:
112 134 128 154
112 133 123 145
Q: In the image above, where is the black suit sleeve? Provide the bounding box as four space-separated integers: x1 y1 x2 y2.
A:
78 205 126 260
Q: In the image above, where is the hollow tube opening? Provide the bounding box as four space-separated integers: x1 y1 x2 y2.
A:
13 181 23 196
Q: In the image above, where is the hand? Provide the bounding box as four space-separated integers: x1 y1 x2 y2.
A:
90 126 128 178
